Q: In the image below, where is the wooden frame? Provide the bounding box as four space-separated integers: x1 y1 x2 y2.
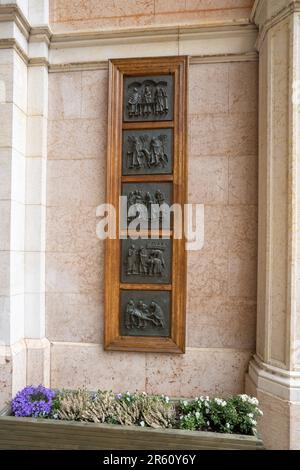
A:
104 56 188 353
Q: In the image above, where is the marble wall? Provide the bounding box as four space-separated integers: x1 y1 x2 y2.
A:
46 60 258 397
49 0 254 32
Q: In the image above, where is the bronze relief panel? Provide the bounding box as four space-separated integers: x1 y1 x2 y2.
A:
122 182 173 228
120 290 171 337
121 238 172 284
122 128 173 175
124 75 173 122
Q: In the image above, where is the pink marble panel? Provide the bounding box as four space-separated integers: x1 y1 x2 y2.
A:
188 157 228 205
47 159 105 208
146 348 252 397
229 155 258 205
190 112 258 157
46 249 104 294
187 297 256 349
189 63 229 115
46 292 103 343
51 342 146 392
48 118 106 160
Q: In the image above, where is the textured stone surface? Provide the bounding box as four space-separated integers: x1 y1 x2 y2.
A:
146 348 252 397
256 390 290 450
190 112 258 157
189 157 228 205
291 403 300 450
48 118 106 160
0 351 12 408
189 63 229 115
26 340 50 387
187 298 256 350
51 342 146 392
46 292 103 343
47 159 105 207
50 342 251 398
49 0 254 32
46 250 104 294
229 155 258 205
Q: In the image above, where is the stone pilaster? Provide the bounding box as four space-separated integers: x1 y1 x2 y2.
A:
0 0 50 405
247 0 300 449
25 0 50 387
0 0 28 405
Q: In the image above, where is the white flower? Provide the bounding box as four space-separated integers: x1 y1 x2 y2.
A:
165 396 170 403
239 394 259 406
258 409 263 416
207 421 210 426
239 394 248 402
250 418 257 426
215 398 227 407
195 411 201 419
247 413 254 418
140 421 145 427
205 408 209 414
226 423 231 429
183 400 188 407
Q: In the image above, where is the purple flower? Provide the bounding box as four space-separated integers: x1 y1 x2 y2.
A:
11 385 56 418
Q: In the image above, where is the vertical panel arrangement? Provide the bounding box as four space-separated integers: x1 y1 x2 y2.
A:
105 57 188 353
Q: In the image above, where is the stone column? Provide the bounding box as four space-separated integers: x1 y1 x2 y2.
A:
0 0 28 405
25 0 50 386
246 0 300 449
0 0 50 405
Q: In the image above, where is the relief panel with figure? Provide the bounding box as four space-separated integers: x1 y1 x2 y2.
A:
122 129 173 175
124 75 173 122
120 290 171 337
122 182 173 228
121 238 172 284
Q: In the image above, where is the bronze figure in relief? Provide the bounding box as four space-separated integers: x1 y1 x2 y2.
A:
120 289 171 336
127 82 169 119
127 188 167 222
126 134 168 170
124 75 173 121
126 243 166 277
125 299 165 330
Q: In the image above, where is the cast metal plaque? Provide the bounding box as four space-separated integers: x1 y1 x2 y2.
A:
105 57 187 353
121 238 172 284
122 182 173 228
122 128 173 176
124 75 174 122
120 290 171 337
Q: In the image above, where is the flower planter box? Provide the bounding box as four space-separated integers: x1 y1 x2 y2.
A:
0 406 264 450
